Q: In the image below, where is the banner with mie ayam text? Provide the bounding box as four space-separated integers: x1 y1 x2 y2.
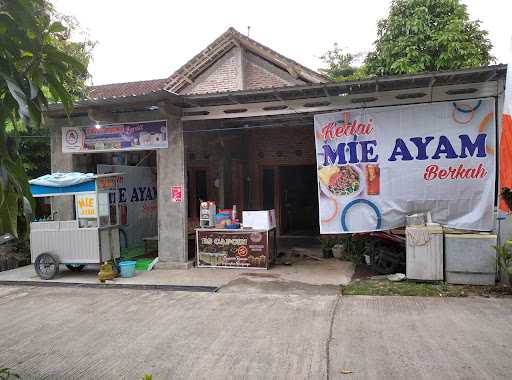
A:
314 98 496 233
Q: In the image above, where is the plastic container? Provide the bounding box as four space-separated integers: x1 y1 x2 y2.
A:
215 212 232 229
135 258 154 271
119 260 136 278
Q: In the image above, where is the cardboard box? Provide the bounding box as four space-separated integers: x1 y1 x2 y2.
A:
242 210 276 230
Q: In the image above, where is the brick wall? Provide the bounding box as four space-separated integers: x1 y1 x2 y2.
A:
248 125 315 167
247 126 315 209
180 48 303 94
184 125 316 231
185 125 315 178
181 48 240 94
184 132 220 209
246 61 289 89
245 51 302 89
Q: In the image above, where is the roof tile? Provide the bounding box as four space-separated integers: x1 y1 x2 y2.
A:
88 78 168 100
86 27 326 100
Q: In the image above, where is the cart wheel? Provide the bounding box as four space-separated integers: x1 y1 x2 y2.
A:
65 264 86 272
34 253 59 280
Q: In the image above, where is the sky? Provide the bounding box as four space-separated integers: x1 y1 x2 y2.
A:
52 0 512 86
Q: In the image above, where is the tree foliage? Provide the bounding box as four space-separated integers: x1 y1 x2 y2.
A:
14 124 51 179
6 8 94 188
364 0 494 76
0 0 88 236
47 11 94 100
319 43 366 81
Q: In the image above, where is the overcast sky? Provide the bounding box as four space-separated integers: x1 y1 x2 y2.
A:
52 0 511 86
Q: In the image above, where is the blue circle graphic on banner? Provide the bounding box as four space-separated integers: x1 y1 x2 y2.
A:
341 199 382 231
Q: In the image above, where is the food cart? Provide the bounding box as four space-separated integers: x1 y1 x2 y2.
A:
29 172 122 279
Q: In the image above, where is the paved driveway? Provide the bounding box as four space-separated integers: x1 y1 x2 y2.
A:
0 285 511 380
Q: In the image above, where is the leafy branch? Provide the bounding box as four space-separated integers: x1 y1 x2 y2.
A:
0 0 89 236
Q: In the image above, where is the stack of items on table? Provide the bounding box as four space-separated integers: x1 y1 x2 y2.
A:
199 201 276 231
214 207 240 229
199 201 241 229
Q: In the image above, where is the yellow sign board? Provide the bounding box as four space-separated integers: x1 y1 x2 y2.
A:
76 193 97 218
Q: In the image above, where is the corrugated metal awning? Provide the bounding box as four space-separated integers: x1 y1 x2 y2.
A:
182 64 506 108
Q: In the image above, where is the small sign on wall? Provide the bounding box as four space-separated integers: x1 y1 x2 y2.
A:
170 185 183 203
76 192 97 218
62 120 168 153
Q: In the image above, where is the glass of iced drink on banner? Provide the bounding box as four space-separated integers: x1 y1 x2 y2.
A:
366 164 380 195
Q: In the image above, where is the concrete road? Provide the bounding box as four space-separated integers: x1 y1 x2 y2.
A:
0 286 511 380
330 296 512 380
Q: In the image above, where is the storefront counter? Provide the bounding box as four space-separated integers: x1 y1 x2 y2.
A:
196 228 276 269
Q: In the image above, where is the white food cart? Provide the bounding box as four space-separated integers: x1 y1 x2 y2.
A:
29 172 122 279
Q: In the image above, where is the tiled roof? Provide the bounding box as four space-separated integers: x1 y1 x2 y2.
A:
86 27 327 100
49 64 506 116
88 78 168 100
165 27 327 94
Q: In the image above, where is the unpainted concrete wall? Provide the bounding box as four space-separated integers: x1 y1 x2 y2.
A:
157 114 189 265
48 110 190 265
48 119 75 221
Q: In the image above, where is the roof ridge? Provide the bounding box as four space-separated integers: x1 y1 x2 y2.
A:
87 27 328 99
164 27 237 82
163 27 327 93
226 27 326 80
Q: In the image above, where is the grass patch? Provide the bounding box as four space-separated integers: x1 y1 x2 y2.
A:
342 278 512 297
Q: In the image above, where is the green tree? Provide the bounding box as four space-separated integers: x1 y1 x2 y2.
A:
319 43 366 81
15 125 51 179
7 10 94 183
0 0 87 236
46 11 94 100
364 0 494 76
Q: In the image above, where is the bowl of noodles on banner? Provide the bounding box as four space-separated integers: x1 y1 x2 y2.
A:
318 164 364 199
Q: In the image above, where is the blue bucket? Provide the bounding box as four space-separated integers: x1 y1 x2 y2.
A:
119 261 137 278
